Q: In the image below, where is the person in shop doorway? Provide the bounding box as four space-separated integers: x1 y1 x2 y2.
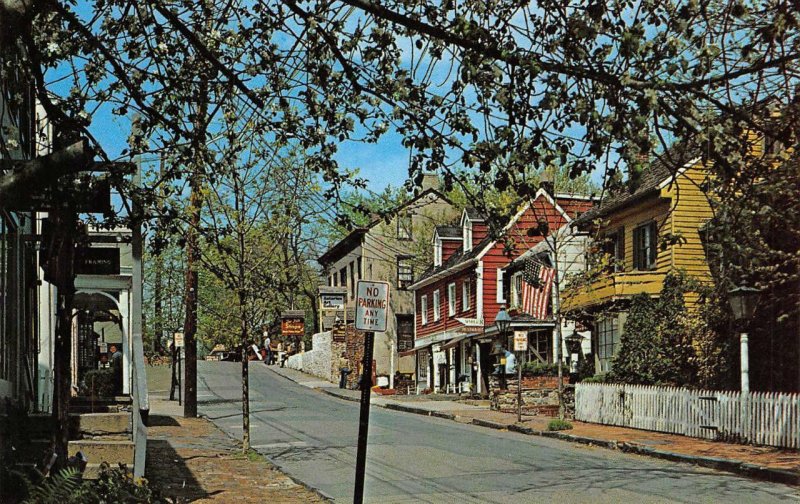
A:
109 344 123 395
338 353 351 389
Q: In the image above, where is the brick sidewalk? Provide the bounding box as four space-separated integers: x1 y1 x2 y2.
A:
145 413 328 503
443 408 800 483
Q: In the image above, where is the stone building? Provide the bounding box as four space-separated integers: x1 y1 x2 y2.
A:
318 175 459 387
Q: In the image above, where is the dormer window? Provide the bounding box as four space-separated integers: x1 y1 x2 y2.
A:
434 237 443 266
463 220 473 252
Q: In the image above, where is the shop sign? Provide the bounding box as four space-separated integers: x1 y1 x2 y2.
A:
281 311 305 337
74 247 120 275
321 293 346 310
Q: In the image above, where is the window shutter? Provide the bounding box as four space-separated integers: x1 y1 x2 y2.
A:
648 221 657 268
496 268 505 303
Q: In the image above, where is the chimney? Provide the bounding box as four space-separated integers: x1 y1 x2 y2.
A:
420 173 440 191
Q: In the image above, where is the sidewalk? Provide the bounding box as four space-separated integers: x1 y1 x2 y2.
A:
269 365 800 486
145 364 328 503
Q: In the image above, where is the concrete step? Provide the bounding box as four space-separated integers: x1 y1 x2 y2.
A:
70 413 131 437
69 396 132 414
82 462 132 480
69 439 134 467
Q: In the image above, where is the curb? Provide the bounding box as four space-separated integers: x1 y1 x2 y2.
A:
318 388 361 403
272 368 800 487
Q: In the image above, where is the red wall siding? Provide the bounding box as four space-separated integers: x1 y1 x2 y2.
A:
472 222 489 248
441 239 462 263
415 271 477 339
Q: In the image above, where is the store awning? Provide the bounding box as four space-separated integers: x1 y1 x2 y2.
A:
398 341 434 358
440 335 471 351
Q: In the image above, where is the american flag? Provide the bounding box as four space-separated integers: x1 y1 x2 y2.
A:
521 258 555 319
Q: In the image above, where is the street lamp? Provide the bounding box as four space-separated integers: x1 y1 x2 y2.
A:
564 331 584 373
728 285 760 394
494 307 512 391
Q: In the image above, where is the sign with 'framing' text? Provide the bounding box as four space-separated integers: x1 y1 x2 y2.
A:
355 280 389 332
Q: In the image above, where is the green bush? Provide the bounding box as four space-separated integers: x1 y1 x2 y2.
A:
82 369 116 397
580 372 609 384
547 419 573 431
521 362 559 377
13 463 161 504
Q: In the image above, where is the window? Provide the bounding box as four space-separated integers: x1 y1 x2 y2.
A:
496 268 505 303
357 257 362 280
340 267 346 289
421 295 428 325
397 257 414 290
447 283 456 316
462 279 471 312
433 238 442 267
529 331 551 364
397 213 412 240
418 349 429 381
597 316 621 372
463 221 473 252
510 272 523 309
633 221 657 271
349 261 356 299
433 290 440 321
396 315 414 351
602 228 625 272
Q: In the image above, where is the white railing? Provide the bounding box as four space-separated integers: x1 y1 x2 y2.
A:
575 383 800 449
131 333 149 478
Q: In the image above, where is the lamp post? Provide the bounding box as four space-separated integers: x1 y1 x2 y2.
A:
564 331 584 373
728 286 760 394
494 307 514 416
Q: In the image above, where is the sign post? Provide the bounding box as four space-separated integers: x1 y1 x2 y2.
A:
514 331 527 423
353 280 389 504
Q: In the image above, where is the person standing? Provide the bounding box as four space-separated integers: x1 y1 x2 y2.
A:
110 344 123 395
263 331 272 366
338 353 351 389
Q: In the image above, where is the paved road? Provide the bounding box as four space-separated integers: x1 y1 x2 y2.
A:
197 361 797 503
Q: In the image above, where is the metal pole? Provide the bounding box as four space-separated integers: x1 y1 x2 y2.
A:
353 331 375 504
517 351 522 423
740 332 749 394
178 348 182 406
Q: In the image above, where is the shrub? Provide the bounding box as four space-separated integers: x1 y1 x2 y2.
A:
547 419 573 431
521 362 559 377
82 369 116 397
581 372 609 384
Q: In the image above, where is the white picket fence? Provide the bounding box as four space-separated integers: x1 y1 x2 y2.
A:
575 383 800 449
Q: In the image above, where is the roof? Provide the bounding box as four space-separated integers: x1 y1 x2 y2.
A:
412 234 494 287
435 225 461 238
464 207 487 221
410 189 577 290
572 147 701 227
318 187 452 266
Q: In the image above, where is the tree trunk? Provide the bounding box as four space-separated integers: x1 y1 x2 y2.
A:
50 209 76 472
182 173 200 418
239 288 250 452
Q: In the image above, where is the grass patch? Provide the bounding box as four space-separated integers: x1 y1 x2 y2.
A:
231 448 267 463
547 419 573 431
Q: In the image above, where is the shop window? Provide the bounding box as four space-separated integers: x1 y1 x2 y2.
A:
597 316 620 372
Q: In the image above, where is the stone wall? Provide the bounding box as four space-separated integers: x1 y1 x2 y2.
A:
286 331 336 383
489 375 571 417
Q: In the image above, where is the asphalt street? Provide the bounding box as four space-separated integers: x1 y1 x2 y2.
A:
197 361 798 503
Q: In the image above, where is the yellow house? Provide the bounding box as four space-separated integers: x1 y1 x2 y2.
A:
563 153 714 373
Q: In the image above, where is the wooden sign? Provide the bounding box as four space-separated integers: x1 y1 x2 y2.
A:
281 311 305 337
321 292 346 310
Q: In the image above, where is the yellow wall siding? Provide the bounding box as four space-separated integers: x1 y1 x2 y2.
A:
661 161 714 281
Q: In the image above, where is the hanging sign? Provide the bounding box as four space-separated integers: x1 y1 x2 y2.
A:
355 280 389 332
281 311 305 337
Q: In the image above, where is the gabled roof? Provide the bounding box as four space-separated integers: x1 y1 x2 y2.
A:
464 207 487 221
409 189 574 290
573 148 701 227
434 225 461 239
318 187 452 266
